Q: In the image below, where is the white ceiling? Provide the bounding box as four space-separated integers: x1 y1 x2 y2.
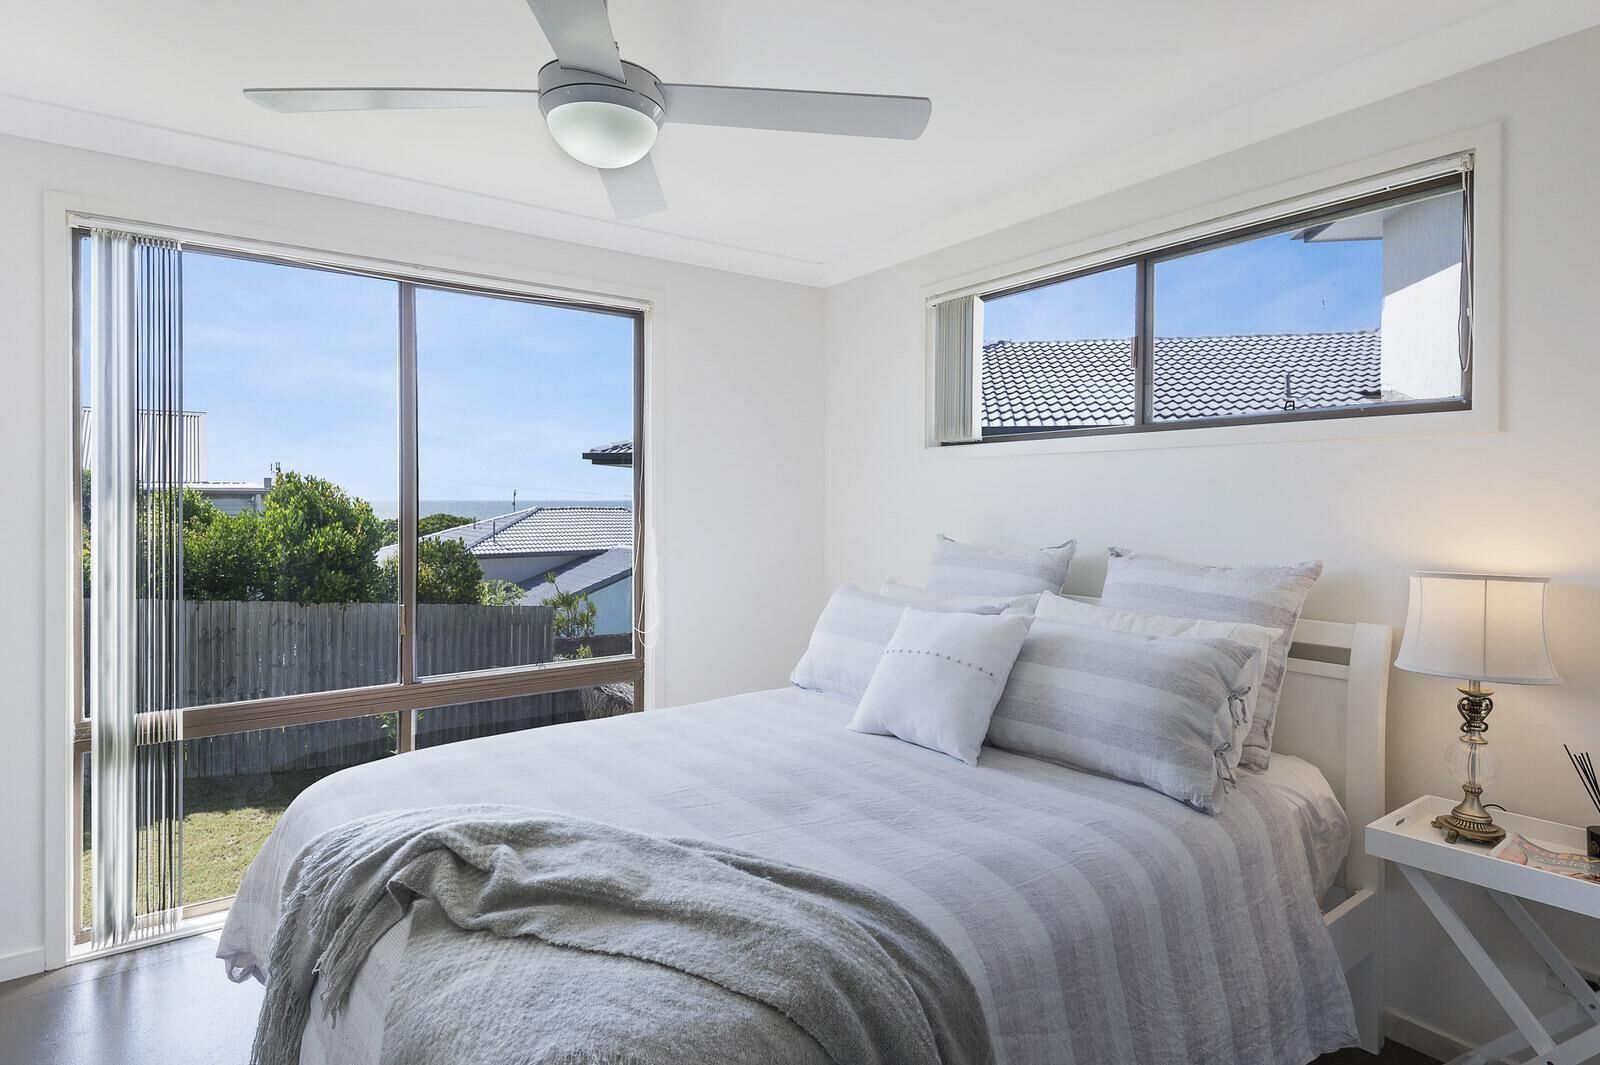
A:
3 0 1598 285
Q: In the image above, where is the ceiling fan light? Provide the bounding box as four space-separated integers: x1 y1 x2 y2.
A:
545 99 659 169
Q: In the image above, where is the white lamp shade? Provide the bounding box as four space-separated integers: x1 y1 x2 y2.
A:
1395 572 1560 685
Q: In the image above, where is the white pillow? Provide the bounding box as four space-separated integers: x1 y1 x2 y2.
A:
878 579 1041 616
848 608 1032 765
1035 594 1279 771
793 583 1029 701
926 534 1076 597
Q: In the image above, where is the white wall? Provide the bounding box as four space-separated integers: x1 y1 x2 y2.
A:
822 27 1600 1054
0 134 826 975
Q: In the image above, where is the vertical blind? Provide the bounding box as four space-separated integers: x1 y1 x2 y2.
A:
932 296 981 444
88 229 186 946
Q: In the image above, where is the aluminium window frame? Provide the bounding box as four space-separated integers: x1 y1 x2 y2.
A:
66 224 647 938
968 172 1473 445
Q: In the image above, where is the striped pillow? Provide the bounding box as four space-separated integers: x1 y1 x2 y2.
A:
1098 549 1322 771
1034 594 1279 772
879 579 1042 616
792 583 1028 701
926 535 1076 597
988 620 1261 812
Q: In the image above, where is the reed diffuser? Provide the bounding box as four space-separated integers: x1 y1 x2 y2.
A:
1566 745 1600 858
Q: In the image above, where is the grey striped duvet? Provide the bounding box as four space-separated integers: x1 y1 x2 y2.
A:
220 686 1357 1065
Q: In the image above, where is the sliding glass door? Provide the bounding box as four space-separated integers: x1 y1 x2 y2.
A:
73 227 644 945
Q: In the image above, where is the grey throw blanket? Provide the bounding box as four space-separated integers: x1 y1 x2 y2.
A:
251 805 993 1065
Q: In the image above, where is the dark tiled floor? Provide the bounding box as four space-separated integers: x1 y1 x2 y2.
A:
0 934 1435 1065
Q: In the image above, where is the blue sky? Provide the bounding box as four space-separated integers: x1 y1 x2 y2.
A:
84 228 1379 505
982 230 1383 343
177 252 635 509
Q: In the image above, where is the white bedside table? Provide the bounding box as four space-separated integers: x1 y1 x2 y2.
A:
1367 796 1600 1065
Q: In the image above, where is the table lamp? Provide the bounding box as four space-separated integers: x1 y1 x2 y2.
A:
1395 572 1560 845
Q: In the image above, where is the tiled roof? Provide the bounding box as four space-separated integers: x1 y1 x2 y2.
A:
519 547 633 604
431 506 634 558
582 440 633 466
981 330 1381 430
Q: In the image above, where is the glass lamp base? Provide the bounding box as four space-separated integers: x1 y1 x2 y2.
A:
1436 684 1504 846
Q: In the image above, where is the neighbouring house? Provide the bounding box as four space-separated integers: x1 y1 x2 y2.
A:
185 476 274 514
983 195 1459 433
981 330 1381 430
581 439 633 467
1293 192 1466 401
80 406 272 513
386 505 635 635
517 546 634 632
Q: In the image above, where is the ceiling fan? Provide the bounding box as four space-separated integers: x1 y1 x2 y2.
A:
244 0 932 219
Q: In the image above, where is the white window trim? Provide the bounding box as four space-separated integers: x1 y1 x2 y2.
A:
39 191 664 969
921 122 1502 457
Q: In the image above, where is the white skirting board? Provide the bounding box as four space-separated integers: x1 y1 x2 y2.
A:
0 946 46 984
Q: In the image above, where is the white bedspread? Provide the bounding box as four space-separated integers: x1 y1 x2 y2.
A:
220 686 1356 1065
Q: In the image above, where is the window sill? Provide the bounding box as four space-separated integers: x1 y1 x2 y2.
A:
931 401 1494 458
69 907 229 964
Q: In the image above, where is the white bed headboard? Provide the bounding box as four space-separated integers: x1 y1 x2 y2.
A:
1274 618 1392 895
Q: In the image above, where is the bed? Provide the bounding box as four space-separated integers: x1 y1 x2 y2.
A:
219 612 1390 1065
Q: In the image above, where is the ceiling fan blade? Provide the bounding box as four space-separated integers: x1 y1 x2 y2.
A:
661 84 931 139
524 0 626 82
599 156 667 219
244 88 542 113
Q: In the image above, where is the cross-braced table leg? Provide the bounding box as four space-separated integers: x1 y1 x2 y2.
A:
1399 865 1600 1065
1443 1002 1592 1065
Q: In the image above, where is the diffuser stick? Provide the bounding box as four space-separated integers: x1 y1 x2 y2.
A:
1566 745 1600 814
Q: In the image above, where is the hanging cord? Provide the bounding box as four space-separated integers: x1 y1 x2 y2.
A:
1459 164 1474 378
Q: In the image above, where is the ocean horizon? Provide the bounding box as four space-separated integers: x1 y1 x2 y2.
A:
368 498 632 522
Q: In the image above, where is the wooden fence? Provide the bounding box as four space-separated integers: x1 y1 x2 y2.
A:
87 600 607 778
554 633 634 660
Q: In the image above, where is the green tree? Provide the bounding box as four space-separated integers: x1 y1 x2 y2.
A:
375 537 485 605
420 513 473 537
415 539 483 604
477 578 525 606
544 572 597 639
182 490 266 600
255 471 384 604
378 513 473 547
80 469 93 595
81 467 514 608
81 471 224 599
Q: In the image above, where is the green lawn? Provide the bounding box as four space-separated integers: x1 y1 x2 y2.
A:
82 768 338 920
